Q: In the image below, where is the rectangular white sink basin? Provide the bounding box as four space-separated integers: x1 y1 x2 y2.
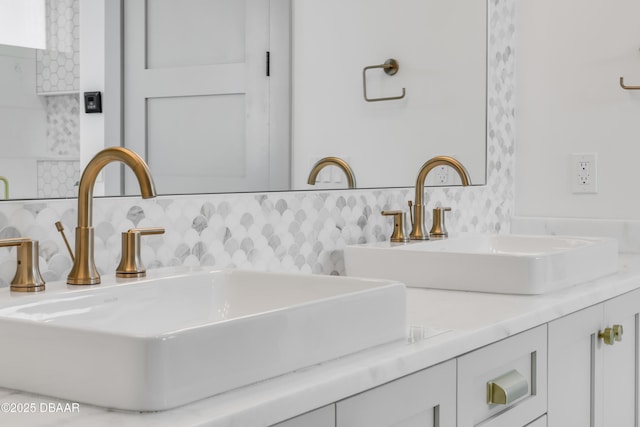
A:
0 268 406 411
345 233 618 295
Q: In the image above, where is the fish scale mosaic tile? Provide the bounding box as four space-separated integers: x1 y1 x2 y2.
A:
0 0 515 288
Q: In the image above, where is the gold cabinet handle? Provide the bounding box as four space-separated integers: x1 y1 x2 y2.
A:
487 369 529 405
613 324 624 342
598 327 615 345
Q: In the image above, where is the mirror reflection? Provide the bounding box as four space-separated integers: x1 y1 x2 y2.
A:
0 0 487 200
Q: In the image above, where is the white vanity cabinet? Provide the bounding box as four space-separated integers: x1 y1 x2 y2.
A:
273 327 547 427
548 288 640 427
336 359 456 427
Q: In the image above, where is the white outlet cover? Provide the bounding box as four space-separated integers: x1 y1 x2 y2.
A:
571 153 597 194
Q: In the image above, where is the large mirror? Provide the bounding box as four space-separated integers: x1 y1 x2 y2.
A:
0 0 487 200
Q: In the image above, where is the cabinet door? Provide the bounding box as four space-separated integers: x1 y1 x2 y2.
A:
603 289 640 427
548 304 603 427
525 415 547 426
336 359 456 427
272 405 335 427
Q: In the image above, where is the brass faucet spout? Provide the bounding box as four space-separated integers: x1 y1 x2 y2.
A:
410 156 470 240
68 147 157 285
77 147 156 228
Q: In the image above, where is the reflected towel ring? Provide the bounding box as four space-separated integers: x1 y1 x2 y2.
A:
362 59 406 102
620 76 640 90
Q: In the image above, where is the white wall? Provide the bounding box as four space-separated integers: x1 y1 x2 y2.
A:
515 0 640 220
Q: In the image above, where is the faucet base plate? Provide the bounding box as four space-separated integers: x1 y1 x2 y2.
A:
116 271 146 278
66 278 101 286
11 285 45 292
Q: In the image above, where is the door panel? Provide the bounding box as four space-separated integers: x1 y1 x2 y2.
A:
548 304 604 427
124 0 276 194
145 0 246 68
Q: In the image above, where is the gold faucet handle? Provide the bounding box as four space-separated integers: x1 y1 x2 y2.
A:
116 227 165 278
381 211 410 243
0 238 45 292
429 207 452 239
132 227 165 237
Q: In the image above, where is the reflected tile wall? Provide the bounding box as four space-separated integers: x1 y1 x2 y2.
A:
0 0 515 287
37 160 80 198
45 94 80 156
36 0 80 93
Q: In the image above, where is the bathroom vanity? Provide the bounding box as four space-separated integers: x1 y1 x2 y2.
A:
2 253 640 426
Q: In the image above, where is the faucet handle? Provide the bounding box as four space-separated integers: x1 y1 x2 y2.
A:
381 211 410 243
429 207 452 239
116 227 165 278
55 221 75 261
0 238 45 292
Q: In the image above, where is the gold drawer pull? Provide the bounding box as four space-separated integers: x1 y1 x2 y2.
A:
487 370 529 405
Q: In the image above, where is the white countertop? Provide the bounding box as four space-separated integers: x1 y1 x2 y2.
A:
3 254 640 427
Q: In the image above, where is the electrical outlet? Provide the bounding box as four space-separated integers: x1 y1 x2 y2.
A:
331 167 343 184
321 169 331 183
571 153 598 194
434 165 450 185
425 165 453 186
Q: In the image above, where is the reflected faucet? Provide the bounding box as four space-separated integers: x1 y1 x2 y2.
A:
0 176 8 199
307 157 356 189
409 156 470 240
67 147 157 285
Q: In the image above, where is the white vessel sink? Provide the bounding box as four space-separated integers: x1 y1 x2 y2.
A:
345 233 618 295
0 268 406 411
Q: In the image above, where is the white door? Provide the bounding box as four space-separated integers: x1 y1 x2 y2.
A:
603 290 640 427
123 0 289 195
548 304 604 427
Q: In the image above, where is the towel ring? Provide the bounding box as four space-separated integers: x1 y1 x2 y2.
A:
620 76 640 90
363 59 406 102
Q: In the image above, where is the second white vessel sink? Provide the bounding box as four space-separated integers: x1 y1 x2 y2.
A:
0 268 406 411
345 233 618 295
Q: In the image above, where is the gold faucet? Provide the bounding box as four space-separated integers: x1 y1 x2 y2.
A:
409 156 470 240
67 147 157 285
307 157 357 189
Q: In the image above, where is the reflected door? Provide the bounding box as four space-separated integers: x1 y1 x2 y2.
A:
124 0 286 195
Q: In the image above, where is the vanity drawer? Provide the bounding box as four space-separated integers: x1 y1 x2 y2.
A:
457 325 547 427
337 359 456 427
